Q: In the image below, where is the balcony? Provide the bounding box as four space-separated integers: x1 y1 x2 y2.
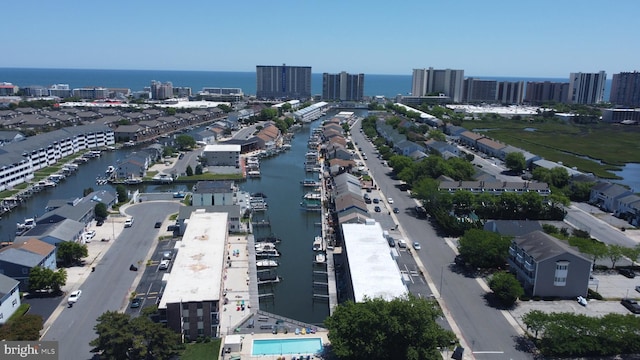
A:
524 261 535 272
515 253 523 264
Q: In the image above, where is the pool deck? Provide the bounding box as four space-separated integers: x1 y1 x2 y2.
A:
219 234 330 359
223 332 330 359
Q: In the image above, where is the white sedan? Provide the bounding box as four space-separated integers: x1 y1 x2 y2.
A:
68 290 82 304
387 198 394 204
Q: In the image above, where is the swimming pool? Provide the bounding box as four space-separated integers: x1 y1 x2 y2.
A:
252 337 323 356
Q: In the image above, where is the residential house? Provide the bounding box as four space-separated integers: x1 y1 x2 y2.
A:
499 146 540 168
424 139 460 158
191 180 237 207
116 153 150 180
394 140 425 156
0 130 25 146
508 231 592 298
193 129 218 144
476 137 506 158
458 131 484 148
0 274 20 323
15 219 85 246
114 124 145 142
589 182 633 212
0 238 56 291
613 194 640 226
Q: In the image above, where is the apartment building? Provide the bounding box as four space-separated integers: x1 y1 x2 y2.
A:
322 71 365 101
256 64 312 100
411 68 464 102
610 71 640 107
568 71 607 104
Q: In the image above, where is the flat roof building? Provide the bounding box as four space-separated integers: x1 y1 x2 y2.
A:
568 71 606 104
159 210 228 341
412 68 464 103
322 71 365 101
341 220 407 302
202 144 241 167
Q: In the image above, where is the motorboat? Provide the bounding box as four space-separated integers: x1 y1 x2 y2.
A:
255 249 280 258
300 179 321 187
314 252 326 264
312 236 325 251
255 242 277 252
303 192 322 200
105 165 115 175
256 259 278 268
16 218 36 235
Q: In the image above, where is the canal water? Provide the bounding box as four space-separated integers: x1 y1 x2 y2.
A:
0 116 338 325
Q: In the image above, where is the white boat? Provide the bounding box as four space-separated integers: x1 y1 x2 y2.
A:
16 218 36 234
124 178 143 185
105 165 115 174
37 180 56 188
256 259 278 268
315 252 326 264
303 192 322 200
255 242 277 252
301 179 321 187
255 249 280 258
312 236 325 251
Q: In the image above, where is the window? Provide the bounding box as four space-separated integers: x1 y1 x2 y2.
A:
554 261 570 286
12 299 17 307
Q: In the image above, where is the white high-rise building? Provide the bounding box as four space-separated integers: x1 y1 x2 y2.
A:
568 71 606 104
411 68 464 102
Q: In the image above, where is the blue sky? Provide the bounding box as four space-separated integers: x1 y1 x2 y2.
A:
3 0 638 77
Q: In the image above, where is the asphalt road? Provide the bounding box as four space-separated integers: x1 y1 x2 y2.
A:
565 204 636 247
352 122 532 359
42 201 181 360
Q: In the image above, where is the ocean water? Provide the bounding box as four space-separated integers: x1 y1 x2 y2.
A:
0 68 611 99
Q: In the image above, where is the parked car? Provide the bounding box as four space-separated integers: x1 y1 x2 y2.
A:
635 285 640 293
68 290 82 305
577 296 587 306
159 259 170 270
96 218 105 226
124 218 134 228
130 298 142 308
619 268 636 278
373 198 379 204
621 298 640 314
387 197 394 204
413 241 421 250
83 230 96 241
393 207 400 214
397 239 407 248
374 206 381 212
387 238 396 247
154 221 162 228
162 251 173 260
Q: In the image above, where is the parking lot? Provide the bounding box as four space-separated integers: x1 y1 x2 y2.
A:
510 272 640 333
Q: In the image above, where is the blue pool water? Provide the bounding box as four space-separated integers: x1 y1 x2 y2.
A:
252 338 323 356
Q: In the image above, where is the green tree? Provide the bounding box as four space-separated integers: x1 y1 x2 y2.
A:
57 241 88 266
175 134 195 150
185 165 193 176
427 129 446 141
195 164 203 175
607 244 625 269
217 104 232 113
522 310 547 339
260 108 278 120
91 311 181 360
488 272 524 307
94 203 108 220
324 295 456 360
505 152 526 174
28 267 67 294
457 229 511 269
83 187 95 197
115 185 127 203
165 107 176 115
162 146 175 157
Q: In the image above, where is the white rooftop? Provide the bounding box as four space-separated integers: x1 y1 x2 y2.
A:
159 210 228 308
342 221 407 302
204 144 241 152
447 104 539 115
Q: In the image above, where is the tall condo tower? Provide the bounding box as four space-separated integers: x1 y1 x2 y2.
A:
411 68 464 102
256 64 312 100
322 71 365 101
568 71 606 104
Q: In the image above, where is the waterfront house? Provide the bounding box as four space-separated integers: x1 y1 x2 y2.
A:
613 193 640 226
589 182 633 212
176 204 246 235
191 180 237 207
114 124 145 142
499 145 540 168
325 143 354 161
193 129 218 144
202 144 240 167
0 273 20 323
116 154 148 180
16 219 85 246
508 231 591 298
0 238 56 291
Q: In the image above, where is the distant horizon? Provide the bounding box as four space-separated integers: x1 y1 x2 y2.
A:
0 66 577 81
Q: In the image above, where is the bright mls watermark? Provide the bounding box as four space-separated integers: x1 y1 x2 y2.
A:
2 341 58 359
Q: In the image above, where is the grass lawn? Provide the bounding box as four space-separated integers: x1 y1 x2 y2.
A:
463 118 640 179
180 339 221 360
